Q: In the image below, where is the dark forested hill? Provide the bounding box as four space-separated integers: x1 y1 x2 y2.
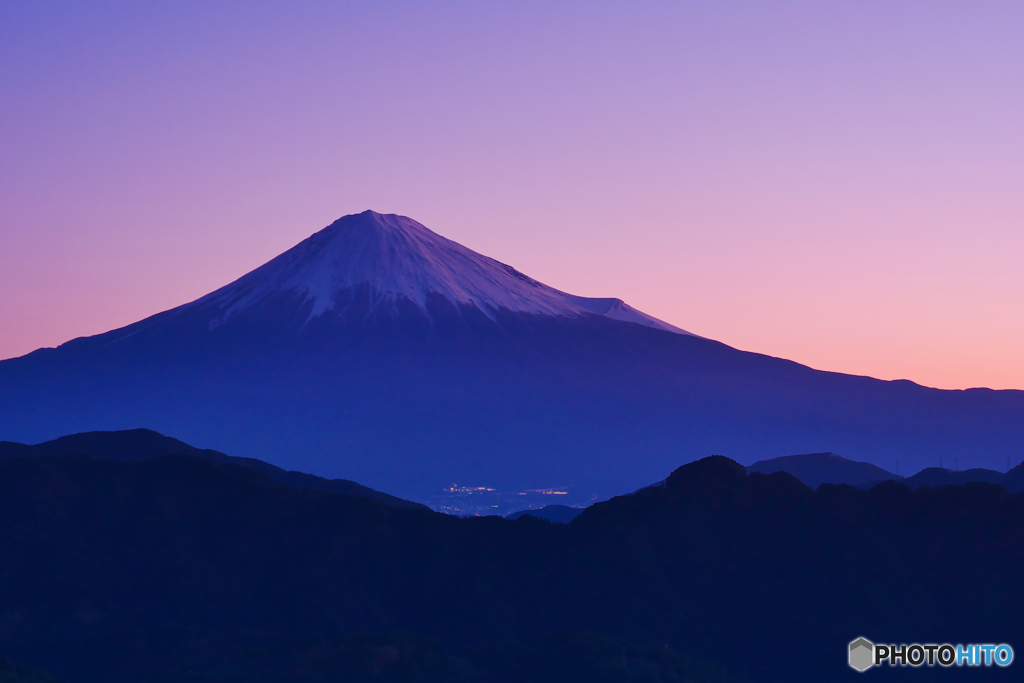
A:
0 429 427 510
745 451 901 488
505 504 583 523
0 454 1021 682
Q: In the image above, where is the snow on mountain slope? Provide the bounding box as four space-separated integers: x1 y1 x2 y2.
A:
189 210 695 335
568 296 692 335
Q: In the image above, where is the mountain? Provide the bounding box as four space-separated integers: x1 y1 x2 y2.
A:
1006 460 1024 490
896 466 1019 492
746 452 901 489
184 209 693 336
1 210 1023 508
744 452 1024 492
505 504 584 523
0 428 427 510
2 452 1023 682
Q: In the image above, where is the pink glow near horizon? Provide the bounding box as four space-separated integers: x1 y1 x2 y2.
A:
1 2 1022 390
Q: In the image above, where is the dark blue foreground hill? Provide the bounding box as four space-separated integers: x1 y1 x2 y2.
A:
1 211 1022 505
746 451 1024 492
1 452 1022 682
897 465 1024 491
505 504 583 523
0 428 427 510
746 452 901 488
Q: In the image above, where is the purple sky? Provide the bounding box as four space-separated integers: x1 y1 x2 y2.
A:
2 1 1022 390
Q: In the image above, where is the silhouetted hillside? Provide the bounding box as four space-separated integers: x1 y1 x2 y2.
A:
1006 460 1024 490
897 467 1009 490
857 465 1024 492
0 657 57 683
505 505 583 523
0 429 426 510
149 632 745 683
746 452 899 488
746 452 1024 494
1 454 1021 682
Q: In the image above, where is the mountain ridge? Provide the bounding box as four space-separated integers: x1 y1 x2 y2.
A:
0 428 428 510
1 210 1022 506
746 451 1024 493
746 452 901 489
3 451 1022 682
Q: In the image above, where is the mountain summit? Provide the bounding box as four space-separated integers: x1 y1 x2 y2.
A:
1 210 1022 508
167 210 692 336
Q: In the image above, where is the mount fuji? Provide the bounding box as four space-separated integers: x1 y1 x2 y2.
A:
191 210 692 336
1 210 1022 508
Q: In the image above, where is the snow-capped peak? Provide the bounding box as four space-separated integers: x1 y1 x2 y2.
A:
195 210 694 335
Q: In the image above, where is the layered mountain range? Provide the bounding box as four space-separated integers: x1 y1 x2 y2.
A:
1 210 1021 507
4 450 1023 682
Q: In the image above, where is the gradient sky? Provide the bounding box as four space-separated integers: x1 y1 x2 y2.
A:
2 1 1022 390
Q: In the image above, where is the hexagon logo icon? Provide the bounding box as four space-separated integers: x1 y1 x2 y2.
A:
849 637 874 672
